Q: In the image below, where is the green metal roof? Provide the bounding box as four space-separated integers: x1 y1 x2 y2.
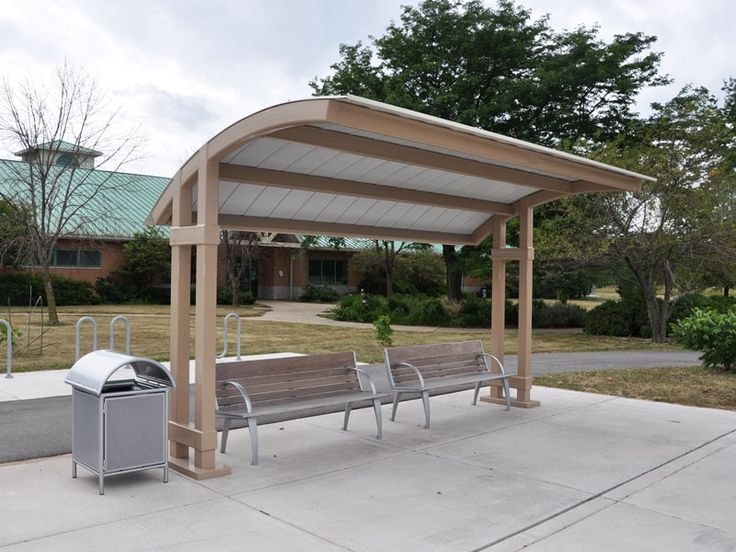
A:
13 140 103 157
0 159 169 239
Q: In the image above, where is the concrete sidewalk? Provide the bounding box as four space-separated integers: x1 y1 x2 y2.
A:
2 386 735 551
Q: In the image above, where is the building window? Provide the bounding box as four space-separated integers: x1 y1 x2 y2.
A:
56 153 80 167
51 248 101 268
308 259 348 285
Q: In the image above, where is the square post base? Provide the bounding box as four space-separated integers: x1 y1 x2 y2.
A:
168 456 231 480
480 396 541 409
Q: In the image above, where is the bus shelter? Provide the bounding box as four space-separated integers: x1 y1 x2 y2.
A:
148 95 652 479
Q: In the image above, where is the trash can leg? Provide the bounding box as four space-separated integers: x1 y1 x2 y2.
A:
99 473 104 495
163 463 169 484
72 460 77 479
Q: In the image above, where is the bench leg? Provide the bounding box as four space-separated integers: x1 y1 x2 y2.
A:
220 417 232 453
502 378 511 411
421 391 431 429
472 382 482 406
248 420 259 466
391 392 401 422
373 399 383 439
343 402 353 431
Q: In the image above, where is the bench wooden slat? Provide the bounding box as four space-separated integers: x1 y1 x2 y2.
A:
384 340 511 428
217 352 356 379
385 341 484 364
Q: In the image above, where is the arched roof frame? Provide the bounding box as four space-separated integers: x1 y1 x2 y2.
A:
149 95 652 245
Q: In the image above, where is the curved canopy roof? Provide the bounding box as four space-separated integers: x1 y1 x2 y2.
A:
149 95 652 245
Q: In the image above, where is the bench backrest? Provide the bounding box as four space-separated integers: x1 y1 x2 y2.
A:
384 340 488 386
216 352 360 410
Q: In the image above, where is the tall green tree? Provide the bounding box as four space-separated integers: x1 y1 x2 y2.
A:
542 85 736 341
119 226 170 298
311 0 668 298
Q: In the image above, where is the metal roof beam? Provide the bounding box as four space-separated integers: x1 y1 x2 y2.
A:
216 213 476 245
218 164 514 216
271 126 575 194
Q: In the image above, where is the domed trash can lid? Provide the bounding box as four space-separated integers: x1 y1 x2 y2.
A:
65 350 176 396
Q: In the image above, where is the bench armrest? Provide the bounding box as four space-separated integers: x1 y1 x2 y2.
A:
221 379 254 414
392 361 426 388
476 353 511 376
350 366 379 395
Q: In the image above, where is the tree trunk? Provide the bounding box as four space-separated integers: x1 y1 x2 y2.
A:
40 268 59 325
229 275 241 307
386 268 394 297
644 296 666 342
442 244 463 300
724 285 730 297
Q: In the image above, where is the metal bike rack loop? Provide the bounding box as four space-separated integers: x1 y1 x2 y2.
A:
0 319 12 378
218 313 242 360
75 316 98 361
109 315 131 354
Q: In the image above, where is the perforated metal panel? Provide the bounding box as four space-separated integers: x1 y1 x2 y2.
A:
104 393 166 472
72 389 100 470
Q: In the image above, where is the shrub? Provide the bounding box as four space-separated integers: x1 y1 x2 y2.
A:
0 272 98 306
217 286 256 306
671 308 736 371
532 301 586 328
374 315 394 346
457 295 491 327
584 300 636 336
333 294 387 322
0 322 20 343
299 284 339 303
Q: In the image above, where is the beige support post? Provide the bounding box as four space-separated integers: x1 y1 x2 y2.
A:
169 149 231 479
515 206 540 407
483 211 540 408
482 217 507 404
169 178 192 460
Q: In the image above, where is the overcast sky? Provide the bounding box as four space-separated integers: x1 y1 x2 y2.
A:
0 0 733 177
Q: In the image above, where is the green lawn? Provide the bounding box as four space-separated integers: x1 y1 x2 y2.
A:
536 366 736 411
3 303 681 372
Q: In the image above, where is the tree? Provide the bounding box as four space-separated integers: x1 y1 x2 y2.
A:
119 226 170 298
0 64 141 324
0 198 28 268
310 0 668 299
543 85 736 341
221 230 260 307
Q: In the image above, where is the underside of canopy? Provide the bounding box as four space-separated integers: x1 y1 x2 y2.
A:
148 95 651 245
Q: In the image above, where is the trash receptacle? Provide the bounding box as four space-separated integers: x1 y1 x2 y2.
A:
65 350 176 494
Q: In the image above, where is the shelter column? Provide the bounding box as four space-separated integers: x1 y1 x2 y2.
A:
482 209 540 408
515 205 540 407
169 177 191 460
169 148 230 479
487 216 507 403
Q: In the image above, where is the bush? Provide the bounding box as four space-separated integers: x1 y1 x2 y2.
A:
299 284 339 303
671 308 736 371
0 272 98 306
532 301 586 328
584 300 637 336
333 293 584 329
217 286 255 306
374 315 394 346
333 294 387 323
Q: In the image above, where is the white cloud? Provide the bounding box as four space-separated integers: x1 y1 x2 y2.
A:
0 0 732 176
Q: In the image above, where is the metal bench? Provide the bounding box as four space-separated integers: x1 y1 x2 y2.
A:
216 352 389 465
384 340 511 429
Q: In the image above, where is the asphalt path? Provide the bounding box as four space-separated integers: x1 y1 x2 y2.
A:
0 350 701 464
